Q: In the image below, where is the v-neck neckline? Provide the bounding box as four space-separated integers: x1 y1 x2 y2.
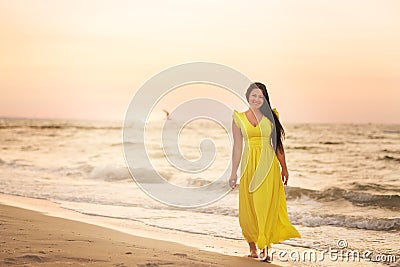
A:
244 111 265 127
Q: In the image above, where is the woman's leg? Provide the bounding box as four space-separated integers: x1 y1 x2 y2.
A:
248 242 257 257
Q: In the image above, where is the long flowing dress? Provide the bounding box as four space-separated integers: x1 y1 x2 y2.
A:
232 109 300 249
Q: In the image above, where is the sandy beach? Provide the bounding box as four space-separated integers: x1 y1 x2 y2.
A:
0 197 282 266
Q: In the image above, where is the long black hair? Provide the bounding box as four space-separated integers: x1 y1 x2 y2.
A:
245 82 285 152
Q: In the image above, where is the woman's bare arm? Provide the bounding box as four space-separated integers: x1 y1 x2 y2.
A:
229 120 243 188
276 147 289 185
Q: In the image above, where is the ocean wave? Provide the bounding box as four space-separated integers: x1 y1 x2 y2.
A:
291 212 400 231
195 206 400 231
348 182 400 193
34 125 121 130
382 149 400 154
186 177 214 187
190 203 400 231
0 119 121 131
286 186 400 210
319 141 344 145
86 164 171 184
379 155 400 162
287 146 316 151
368 135 385 139
80 202 400 231
88 164 131 181
383 130 400 134
0 125 121 130
0 158 35 169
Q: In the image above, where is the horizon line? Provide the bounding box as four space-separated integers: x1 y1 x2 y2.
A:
1 115 399 126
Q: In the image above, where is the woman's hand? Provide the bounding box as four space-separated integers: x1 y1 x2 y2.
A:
229 173 238 189
281 167 289 186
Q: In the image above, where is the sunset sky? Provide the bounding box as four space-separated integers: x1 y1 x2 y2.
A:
0 0 399 123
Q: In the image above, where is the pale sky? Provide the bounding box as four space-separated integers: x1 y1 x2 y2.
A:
0 0 399 123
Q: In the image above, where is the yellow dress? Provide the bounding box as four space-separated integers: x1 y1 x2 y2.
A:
232 109 300 249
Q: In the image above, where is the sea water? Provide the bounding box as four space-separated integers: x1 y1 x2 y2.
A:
0 118 399 265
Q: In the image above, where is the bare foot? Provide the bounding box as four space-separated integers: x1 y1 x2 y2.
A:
247 242 258 258
248 250 258 258
258 247 271 262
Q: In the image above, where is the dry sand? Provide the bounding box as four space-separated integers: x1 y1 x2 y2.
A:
0 203 282 266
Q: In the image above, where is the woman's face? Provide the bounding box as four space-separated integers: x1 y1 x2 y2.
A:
248 88 264 110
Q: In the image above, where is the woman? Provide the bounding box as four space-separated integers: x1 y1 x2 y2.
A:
229 82 300 261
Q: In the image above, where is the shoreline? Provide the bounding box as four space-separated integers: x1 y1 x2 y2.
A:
0 193 284 266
